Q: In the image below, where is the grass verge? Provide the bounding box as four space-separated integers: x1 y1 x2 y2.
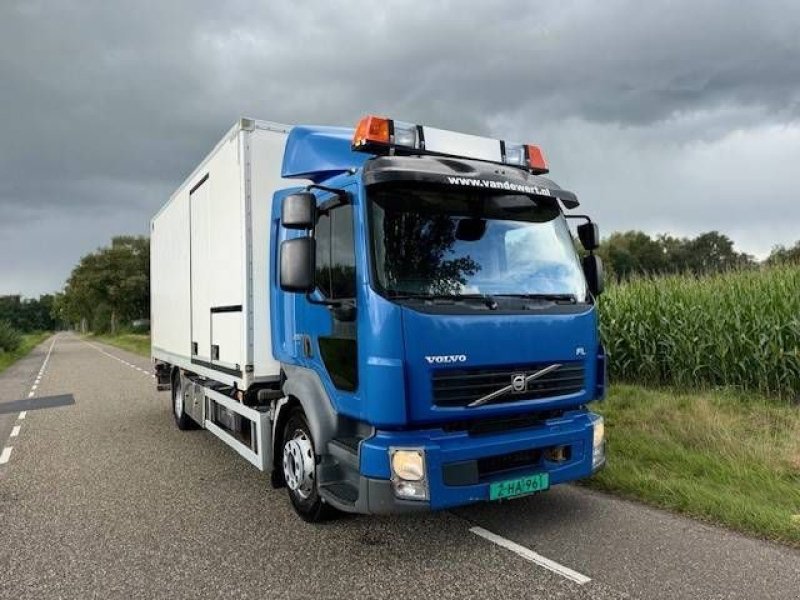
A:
0 332 50 375
92 333 151 357
589 384 800 547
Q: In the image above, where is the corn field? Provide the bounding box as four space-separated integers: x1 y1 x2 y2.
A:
599 265 800 400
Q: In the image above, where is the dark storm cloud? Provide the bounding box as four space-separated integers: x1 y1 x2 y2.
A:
1 0 799 295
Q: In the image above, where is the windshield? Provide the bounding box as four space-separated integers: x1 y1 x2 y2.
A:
368 184 588 302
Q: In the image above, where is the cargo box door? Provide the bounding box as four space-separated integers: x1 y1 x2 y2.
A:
210 308 243 372
189 163 245 375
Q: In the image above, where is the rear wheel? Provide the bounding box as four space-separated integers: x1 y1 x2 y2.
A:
282 407 335 522
171 370 195 430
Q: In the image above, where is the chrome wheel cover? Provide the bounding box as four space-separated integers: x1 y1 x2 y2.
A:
282 430 315 499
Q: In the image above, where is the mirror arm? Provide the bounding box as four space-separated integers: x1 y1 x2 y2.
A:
305 293 357 322
307 184 347 198
305 292 340 307
566 214 598 255
307 184 349 213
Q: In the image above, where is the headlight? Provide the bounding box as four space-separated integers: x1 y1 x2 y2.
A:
592 416 605 470
390 448 428 501
391 449 424 481
593 418 604 449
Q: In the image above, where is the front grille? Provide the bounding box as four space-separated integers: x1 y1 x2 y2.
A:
432 362 585 407
440 410 564 435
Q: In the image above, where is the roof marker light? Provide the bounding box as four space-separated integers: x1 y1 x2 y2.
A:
503 143 527 167
352 115 549 174
353 115 390 148
392 120 420 149
525 144 548 174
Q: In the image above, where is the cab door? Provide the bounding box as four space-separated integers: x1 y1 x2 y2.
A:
302 194 361 417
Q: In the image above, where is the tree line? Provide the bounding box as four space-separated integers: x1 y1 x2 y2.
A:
594 231 800 280
0 294 55 332
2 230 798 340
52 235 149 333
0 295 56 352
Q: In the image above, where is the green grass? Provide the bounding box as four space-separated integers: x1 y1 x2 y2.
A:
92 333 151 357
589 384 800 547
600 265 800 399
0 332 50 374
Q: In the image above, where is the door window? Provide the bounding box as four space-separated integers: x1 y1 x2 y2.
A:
315 204 356 299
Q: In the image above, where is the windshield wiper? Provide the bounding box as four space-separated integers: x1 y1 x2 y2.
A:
494 293 578 304
387 292 499 310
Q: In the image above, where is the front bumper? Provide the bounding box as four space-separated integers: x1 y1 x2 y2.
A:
357 409 602 512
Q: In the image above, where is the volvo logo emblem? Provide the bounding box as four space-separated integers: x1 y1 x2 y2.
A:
511 373 527 393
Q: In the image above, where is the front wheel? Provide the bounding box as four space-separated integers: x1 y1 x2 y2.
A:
282 407 336 522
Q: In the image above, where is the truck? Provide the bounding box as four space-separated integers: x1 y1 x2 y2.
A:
150 115 607 522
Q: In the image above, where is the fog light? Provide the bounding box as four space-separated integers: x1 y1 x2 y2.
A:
592 416 605 470
392 479 428 500
545 445 570 462
390 448 428 501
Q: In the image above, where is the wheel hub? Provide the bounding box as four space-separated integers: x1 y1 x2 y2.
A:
282 431 315 499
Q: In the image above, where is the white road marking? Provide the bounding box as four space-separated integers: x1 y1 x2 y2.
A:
1 335 60 466
83 341 153 380
470 526 591 585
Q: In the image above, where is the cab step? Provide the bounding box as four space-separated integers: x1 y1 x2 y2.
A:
327 437 361 469
320 481 359 506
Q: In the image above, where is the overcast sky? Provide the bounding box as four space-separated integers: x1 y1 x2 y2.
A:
2 0 799 296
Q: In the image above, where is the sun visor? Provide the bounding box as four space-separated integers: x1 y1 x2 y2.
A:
362 155 580 209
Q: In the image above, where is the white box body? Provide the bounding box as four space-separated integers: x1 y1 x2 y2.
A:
151 119 298 389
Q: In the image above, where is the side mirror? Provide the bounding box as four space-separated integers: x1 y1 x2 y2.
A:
280 238 316 292
577 222 600 251
281 192 317 230
582 255 604 297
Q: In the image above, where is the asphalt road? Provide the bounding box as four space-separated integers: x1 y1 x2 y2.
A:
1 333 798 599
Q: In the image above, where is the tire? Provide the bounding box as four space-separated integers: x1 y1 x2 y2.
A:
281 407 336 522
171 370 195 430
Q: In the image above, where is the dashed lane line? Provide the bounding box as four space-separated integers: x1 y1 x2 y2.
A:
470 526 592 586
84 341 156 380
1 335 59 468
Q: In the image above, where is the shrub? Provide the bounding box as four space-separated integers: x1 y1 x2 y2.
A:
0 320 22 353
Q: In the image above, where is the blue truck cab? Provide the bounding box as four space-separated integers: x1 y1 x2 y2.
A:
269 116 607 521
